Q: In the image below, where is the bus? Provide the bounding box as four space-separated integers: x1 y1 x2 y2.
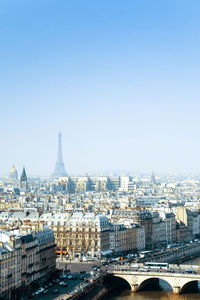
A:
144 262 169 269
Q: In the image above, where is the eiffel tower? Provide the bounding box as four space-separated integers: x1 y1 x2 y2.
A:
52 132 67 178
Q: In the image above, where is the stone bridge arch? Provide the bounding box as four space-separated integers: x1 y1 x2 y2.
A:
112 273 200 294
180 280 199 293
103 274 132 291
137 277 173 292
112 274 174 293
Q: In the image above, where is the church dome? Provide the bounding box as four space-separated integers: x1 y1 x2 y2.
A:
10 165 17 173
9 164 18 180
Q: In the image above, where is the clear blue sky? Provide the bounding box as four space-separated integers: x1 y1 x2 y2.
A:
1 0 200 176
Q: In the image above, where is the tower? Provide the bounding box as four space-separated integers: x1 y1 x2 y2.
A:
151 171 156 184
52 132 67 178
20 167 28 191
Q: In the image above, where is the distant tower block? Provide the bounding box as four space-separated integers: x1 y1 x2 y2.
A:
20 167 28 191
151 171 156 184
9 164 18 181
52 132 67 178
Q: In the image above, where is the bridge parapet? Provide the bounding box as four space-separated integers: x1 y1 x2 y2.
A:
129 263 199 271
109 269 200 294
170 264 199 271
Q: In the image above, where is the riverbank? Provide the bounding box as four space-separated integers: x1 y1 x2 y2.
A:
169 252 200 264
142 242 200 265
79 285 108 300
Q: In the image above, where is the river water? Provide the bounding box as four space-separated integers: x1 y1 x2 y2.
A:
102 257 200 300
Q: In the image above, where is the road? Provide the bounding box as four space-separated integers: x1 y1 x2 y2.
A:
57 261 102 273
23 272 91 300
21 261 106 300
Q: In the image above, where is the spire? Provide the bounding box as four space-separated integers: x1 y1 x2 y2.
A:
20 167 28 190
57 132 63 164
21 167 27 182
52 132 67 178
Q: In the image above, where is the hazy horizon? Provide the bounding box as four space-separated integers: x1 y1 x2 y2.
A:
1 1 200 176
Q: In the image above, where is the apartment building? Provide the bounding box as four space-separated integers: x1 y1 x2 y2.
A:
0 231 21 298
0 225 56 297
40 212 110 260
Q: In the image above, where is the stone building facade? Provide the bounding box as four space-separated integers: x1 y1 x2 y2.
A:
0 226 56 297
0 231 21 298
41 212 110 260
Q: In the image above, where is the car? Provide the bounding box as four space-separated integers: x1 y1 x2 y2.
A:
43 289 48 295
67 275 73 279
107 259 113 264
65 271 71 276
79 275 85 280
35 288 44 295
60 274 68 279
61 282 68 287
52 289 59 294
185 268 197 274
80 270 86 274
59 281 65 286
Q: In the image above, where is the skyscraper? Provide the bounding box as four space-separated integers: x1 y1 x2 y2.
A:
52 132 67 178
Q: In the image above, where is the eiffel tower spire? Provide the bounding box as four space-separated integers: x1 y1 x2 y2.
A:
52 132 67 178
57 132 63 163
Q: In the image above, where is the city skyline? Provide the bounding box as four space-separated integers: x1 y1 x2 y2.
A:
1 1 200 175
1 2 200 297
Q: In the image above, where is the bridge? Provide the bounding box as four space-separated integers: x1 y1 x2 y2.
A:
107 265 200 294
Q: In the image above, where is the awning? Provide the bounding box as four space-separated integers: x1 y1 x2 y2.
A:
101 250 112 255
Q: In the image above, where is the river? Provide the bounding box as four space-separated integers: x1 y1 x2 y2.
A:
102 257 200 300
